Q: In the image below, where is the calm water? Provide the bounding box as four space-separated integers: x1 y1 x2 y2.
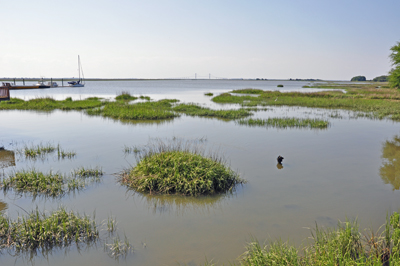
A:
1 80 400 265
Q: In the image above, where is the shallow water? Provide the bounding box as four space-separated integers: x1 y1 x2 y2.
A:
1 80 400 265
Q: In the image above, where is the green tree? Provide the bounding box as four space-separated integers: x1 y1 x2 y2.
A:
351 76 366 81
372 75 388 82
389 41 400 89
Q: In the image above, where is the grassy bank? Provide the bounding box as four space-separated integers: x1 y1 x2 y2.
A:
213 83 400 121
119 139 245 196
237 117 330 129
240 212 400 266
0 207 98 253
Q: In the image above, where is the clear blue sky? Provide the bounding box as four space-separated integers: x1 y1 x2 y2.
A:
1 0 399 80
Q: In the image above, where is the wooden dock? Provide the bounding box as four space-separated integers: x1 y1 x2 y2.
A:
0 84 10 101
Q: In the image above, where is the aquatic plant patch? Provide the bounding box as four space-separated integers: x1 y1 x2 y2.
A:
236 117 330 129
115 91 138 101
172 103 252 119
1 167 103 198
0 207 98 253
120 138 245 196
0 97 104 111
86 99 179 120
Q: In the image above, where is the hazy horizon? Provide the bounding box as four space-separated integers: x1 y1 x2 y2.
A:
1 0 399 80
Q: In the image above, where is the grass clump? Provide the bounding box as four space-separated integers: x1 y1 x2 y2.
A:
23 143 55 158
104 234 132 260
72 166 103 178
0 97 104 111
86 99 179 120
139 95 151 101
0 207 98 253
173 103 252 119
240 212 400 265
1 167 103 198
115 91 138 101
277 84 284 87
231 88 264 94
57 144 76 159
204 92 214 96
237 117 330 129
119 138 245 196
1 169 67 197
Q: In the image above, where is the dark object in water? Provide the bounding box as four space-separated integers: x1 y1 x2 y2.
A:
277 155 284 164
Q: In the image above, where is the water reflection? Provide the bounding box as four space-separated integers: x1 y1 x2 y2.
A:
276 163 284 170
0 149 16 169
380 135 400 190
0 200 8 212
128 191 226 215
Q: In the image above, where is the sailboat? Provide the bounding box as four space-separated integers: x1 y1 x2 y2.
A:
68 55 85 87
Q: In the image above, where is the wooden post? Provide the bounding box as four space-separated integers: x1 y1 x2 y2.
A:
23 79 25 85
13 78 15 85
62 79 63 86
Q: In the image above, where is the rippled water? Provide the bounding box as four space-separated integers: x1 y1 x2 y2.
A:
1 80 400 265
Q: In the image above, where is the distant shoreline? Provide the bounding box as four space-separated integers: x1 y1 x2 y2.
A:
1 78 329 82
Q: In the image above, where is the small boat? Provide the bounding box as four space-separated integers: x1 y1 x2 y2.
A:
47 82 58 88
69 55 85 87
35 79 50 88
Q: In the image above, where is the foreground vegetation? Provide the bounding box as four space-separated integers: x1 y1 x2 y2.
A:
240 212 400 265
212 83 400 121
0 207 98 253
237 117 329 129
120 139 245 196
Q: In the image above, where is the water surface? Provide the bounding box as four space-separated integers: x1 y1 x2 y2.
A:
1 80 399 265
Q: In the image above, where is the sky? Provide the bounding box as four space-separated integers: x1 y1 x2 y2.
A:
1 0 400 80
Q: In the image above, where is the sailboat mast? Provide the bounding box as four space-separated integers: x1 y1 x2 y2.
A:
78 55 81 81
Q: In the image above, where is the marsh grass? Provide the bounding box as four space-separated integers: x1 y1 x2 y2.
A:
72 167 104 178
1 169 67 197
86 99 179 120
212 83 400 121
124 145 142 154
119 138 245 196
237 117 330 129
1 167 103 198
115 91 138 101
277 84 284 87
240 212 400 265
104 234 132 260
231 88 264 94
204 92 214 96
23 143 55 159
139 95 151 101
57 145 76 159
172 103 252 119
0 97 104 111
0 207 99 254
